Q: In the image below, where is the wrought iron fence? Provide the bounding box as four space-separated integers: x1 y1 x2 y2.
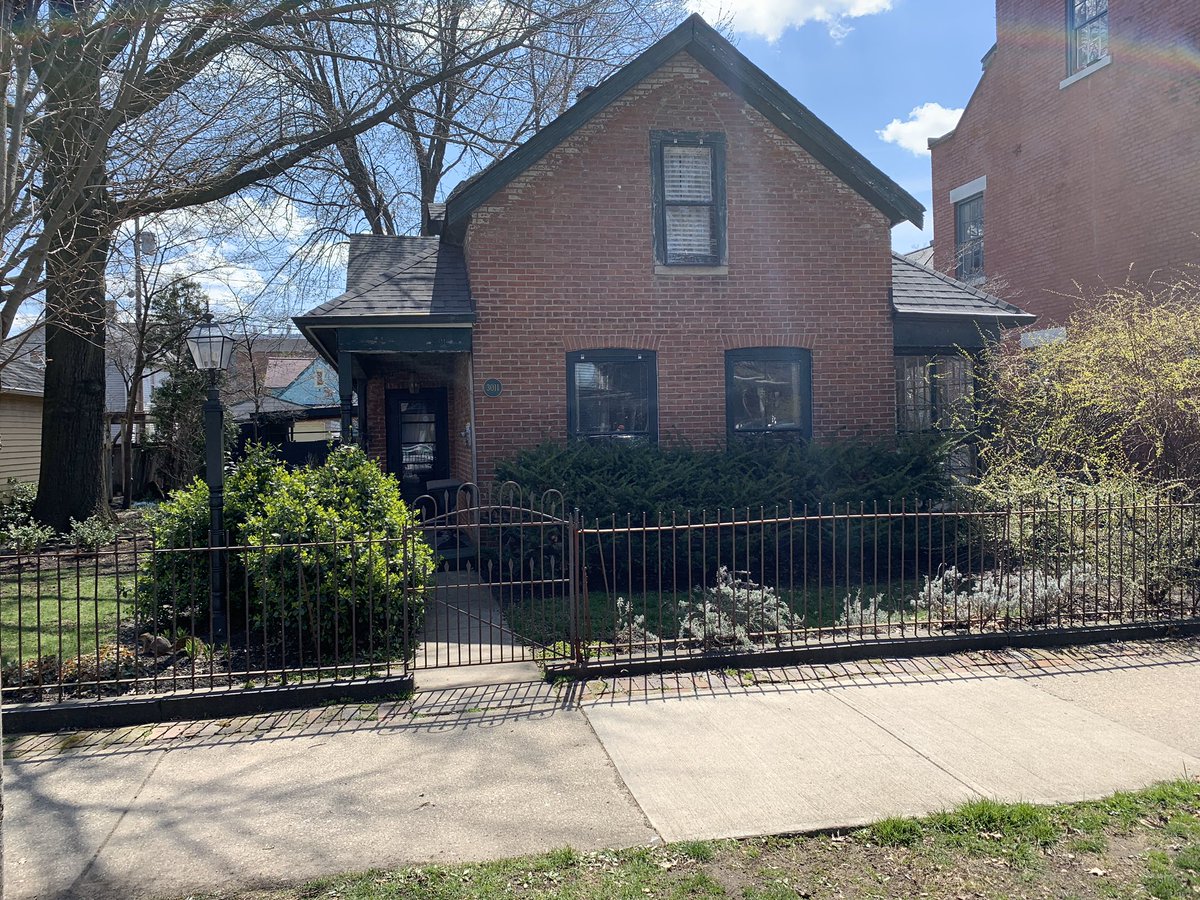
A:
570 498 1200 668
2 491 1199 706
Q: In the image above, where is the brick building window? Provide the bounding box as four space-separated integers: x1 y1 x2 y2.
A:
567 349 658 442
725 348 812 441
1068 0 1109 75
954 192 985 283
651 131 726 266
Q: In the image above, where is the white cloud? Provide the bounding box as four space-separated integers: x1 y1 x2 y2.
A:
877 102 964 156
688 0 893 42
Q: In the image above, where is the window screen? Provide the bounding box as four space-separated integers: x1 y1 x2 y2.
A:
652 132 725 266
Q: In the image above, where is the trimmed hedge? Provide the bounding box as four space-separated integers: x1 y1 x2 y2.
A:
495 436 953 518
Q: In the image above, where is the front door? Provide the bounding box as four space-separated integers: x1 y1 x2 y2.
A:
386 389 450 502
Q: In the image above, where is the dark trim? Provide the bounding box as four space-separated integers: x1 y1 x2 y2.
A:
545 622 1200 682
566 349 659 443
444 15 923 234
650 130 727 267
339 327 473 354
893 314 1012 351
3 675 415 735
725 347 813 441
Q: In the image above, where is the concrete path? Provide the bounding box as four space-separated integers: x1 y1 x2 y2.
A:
582 651 1200 842
411 572 543 689
6 682 655 900
6 640 1200 899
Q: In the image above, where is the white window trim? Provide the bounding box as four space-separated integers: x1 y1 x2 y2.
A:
949 176 987 205
1060 54 1111 90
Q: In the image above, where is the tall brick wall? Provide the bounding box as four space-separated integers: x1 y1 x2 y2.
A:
465 51 897 482
931 0 1200 324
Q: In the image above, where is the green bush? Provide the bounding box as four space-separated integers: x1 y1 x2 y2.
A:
67 515 119 552
0 480 37 530
3 521 56 553
142 445 434 659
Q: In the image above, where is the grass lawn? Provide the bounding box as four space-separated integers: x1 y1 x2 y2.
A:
197 779 1200 899
0 568 126 666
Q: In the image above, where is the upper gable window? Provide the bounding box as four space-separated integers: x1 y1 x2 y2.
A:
651 131 726 267
1068 0 1109 75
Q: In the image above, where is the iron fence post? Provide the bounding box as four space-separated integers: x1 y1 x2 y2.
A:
568 509 584 670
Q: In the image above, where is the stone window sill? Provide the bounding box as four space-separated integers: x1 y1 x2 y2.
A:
1060 55 1111 90
654 265 729 276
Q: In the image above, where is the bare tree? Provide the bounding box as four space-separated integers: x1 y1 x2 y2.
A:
278 0 689 235
3 0 604 528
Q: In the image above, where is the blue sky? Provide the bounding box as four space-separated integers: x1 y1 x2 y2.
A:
709 0 998 251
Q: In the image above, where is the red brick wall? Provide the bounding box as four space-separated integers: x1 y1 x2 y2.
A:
931 0 1200 324
465 51 896 482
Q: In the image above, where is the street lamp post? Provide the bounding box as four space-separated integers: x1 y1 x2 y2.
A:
186 314 236 641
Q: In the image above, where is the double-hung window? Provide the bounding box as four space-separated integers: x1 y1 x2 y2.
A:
567 350 658 442
1068 0 1109 75
725 348 813 441
954 192 985 283
651 131 726 267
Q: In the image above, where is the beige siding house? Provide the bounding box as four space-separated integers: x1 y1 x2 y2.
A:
0 348 45 488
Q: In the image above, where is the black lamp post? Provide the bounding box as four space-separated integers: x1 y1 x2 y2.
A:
185 314 236 641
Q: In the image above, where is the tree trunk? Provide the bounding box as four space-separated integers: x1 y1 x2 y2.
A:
32 99 113 530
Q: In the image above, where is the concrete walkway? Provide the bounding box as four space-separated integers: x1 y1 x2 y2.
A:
6 640 1200 899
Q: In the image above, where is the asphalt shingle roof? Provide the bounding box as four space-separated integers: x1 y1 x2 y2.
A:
0 349 45 397
298 235 473 322
891 252 1035 322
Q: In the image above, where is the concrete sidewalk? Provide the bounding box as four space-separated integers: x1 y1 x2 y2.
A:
6 639 1200 899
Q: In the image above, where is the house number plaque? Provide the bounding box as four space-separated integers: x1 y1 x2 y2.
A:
483 379 503 397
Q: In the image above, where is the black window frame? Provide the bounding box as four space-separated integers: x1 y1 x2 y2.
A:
650 130 727 267
1067 0 1109 76
725 347 813 442
894 353 975 434
566 349 659 443
954 192 985 283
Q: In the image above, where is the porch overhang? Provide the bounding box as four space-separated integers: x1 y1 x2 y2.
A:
295 321 474 370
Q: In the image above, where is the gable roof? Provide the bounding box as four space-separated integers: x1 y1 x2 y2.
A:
445 14 924 235
295 235 473 326
891 252 1035 323
264 355 313 390
904 244 935 268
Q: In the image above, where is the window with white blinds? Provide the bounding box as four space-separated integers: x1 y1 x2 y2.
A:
651 132 726 266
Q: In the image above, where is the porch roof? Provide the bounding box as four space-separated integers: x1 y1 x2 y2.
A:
891 252 1034 323
295 236 473 325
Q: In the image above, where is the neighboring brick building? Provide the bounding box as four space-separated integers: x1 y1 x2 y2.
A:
929 0 1200 325
297 16 1033 499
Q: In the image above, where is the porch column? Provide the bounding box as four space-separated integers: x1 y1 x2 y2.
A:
338 348 355 444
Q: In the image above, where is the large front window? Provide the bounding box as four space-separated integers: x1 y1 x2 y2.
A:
1069 0 1109 75
726 348 813 440
567 350 658 441
651 131 726 266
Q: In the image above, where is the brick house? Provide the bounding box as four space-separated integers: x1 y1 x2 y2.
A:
929 0 1200 325
296 15 1033 500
